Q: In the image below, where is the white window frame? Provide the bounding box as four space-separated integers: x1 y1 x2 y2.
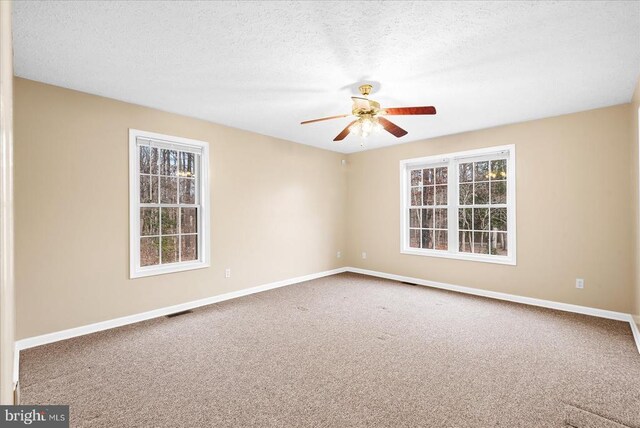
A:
129 129 211 278
400 144 516 265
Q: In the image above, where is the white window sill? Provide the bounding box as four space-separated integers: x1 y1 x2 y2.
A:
131 261 210 279
401 248 516 266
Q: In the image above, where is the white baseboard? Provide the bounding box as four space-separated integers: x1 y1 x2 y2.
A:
345 267 640 354
345 267 630 320
13 265 640 385
13 267 347 383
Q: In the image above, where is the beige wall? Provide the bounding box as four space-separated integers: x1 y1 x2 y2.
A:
632 76 640 327
345 104 634 313
14 76 639 340
14 78 347 339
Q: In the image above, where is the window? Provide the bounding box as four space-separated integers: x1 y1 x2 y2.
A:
400 145 516 265
129 129 210 278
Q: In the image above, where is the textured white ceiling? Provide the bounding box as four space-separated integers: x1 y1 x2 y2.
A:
12 1 640 153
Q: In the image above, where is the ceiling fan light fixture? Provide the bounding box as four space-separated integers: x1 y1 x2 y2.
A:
349 116 382 139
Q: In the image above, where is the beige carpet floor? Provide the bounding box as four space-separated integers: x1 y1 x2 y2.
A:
20 273 640 427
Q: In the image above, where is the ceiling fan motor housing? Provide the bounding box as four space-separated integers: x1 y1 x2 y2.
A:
358 84 373 96
352 97 381 116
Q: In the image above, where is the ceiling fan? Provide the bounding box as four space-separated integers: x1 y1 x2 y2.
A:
300 84 437 141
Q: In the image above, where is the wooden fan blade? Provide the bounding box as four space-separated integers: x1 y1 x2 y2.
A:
301 114 350 125
334 120 357 141
378 117 408 138
383 106 436 115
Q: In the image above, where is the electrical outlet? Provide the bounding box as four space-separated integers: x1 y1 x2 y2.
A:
336 251 341 259
576 278 584 289
362 252 367 259
225 268 231 278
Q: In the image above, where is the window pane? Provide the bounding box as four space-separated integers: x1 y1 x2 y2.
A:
490 208 507 231
474 182 489 205
473 232 489 254
179 152 197 178
421 209 434 229
160 177 178 204
491 181 507 204
491 231 508 256
161 207 178 235
410 209 421 228
459 183 473 205
435 185 447 205
181 208 198 234
140 146 151 174
140 208 159 236
459 208 472 230
411 170 422 186
434 230 448 250
424 168 434 185
421 229 433 249
473 208 489 230
161 236 179 263
159 149 178 176
139 145 159 175
411 187 422 206
410 229 421 248
140 175 151 203
140 237 160 266
459 163 473 183
423 186 434 205
150 147 159 175
490 159 507 180
459 231 472 253
435 208 448 229
181 235 198 261
435 167 448 184
474 161 489 181
179 178 196 204
140 175 159 204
